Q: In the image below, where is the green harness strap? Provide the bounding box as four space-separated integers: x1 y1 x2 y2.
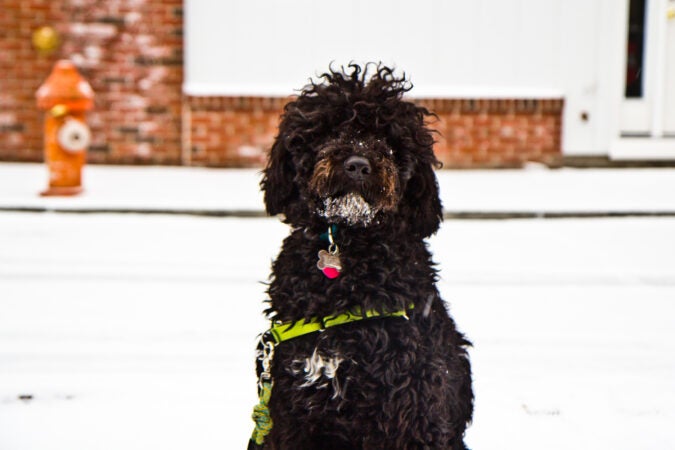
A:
268 305 413 344
250 304 414 445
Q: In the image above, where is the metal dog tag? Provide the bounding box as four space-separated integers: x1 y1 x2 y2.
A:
317 249 342 279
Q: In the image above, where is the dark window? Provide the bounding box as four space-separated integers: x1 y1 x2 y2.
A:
625 0 647 98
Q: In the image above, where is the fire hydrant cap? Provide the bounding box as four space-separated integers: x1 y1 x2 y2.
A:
36 60 94 111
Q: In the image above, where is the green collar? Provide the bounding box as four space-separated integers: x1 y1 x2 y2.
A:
266 304 414 344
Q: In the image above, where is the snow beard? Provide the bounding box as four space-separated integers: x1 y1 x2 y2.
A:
318 193 378 226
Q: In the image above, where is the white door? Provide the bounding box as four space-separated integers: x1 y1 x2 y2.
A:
615 0 675 159
620 0 675 137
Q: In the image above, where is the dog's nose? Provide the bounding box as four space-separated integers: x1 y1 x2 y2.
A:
344 156 371 180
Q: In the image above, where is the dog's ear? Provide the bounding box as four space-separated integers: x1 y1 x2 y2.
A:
261 137 297 217
400 156 443 238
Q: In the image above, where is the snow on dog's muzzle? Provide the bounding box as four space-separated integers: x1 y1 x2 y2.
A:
318 192 378 226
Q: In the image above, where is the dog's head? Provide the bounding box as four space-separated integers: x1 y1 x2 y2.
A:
261 63 442 238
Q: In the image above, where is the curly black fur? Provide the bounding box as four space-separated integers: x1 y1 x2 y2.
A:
253 63 473 450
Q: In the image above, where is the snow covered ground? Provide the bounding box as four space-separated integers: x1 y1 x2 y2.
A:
1 211 674 449
2 162 675 216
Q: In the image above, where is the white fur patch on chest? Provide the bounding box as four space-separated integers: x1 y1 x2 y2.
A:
291 348 344 399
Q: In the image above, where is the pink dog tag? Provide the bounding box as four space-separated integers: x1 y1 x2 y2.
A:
317 249 342 279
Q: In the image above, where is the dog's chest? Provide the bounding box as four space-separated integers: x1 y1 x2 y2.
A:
273 314 425 409
268 230 436 333
289 347 345 399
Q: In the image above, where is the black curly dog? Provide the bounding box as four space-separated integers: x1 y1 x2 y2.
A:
252 63 473 449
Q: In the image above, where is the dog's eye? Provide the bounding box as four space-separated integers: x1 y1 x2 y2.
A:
380 145 394 158
373 139 393 157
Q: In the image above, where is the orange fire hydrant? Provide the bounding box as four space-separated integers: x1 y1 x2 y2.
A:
36 60 94 196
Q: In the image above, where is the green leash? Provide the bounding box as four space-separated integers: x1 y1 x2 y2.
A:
249 304 414 445
250 381 273 445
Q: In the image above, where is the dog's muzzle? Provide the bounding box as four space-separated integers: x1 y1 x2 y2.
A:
310 146 400 226
318 192 378 226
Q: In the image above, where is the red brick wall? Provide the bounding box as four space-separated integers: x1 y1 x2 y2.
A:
186 96 287 167
1 0 562 169
0 0 183 164
185 96 563 169
419 99 563 168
